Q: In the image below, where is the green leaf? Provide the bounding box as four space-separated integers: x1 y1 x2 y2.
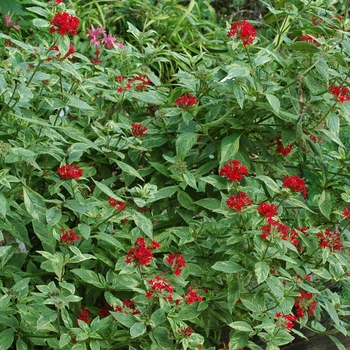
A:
0 328 14 350
149 186 177 202
46 207 61 227
183 171 197 190
32 18 49 28
116 161 143 181
220 133 241 165
328 335 347 350
0 194 7 217
266 94 280 113
255 261 269 284
319 190 331 219
23 187 47 224
177 189 195 211
71 269 104 288
110 312 136 328
176 132 198 160
195 198 221 210
229 321 254 332
256 175 281 193
132 211 153 239
288 42 320 53
130 322 146 339
211 261 243 273
67 95 94 110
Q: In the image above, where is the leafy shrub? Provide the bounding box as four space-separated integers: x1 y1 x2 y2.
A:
0 0 350 349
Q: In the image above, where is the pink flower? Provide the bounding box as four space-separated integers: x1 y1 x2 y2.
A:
227 19 257 46
86 25 105 48
4 12 20 30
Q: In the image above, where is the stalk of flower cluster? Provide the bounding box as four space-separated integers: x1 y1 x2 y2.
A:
0 80 19 123
244 46 259 92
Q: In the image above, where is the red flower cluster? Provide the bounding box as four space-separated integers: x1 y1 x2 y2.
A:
47 43 75 61
146 276 174 302
107 198 126 211
294 291 317 318
316 228 341 251
184 286 202 304
227 20 257 46
58 164 83 180
328 85 350 103
258 202 278 218
219 160 248 182
166 253 186 276
300 35 321 46
174 94 197 108
131 123 148 138
60 228 80 245
116 75 151 93
343 206 350 220
275 136 294 156
282 175 307 197
77 306 90 323
261 219 288 241
125 237 160 266
178 326 194 338
275 312 298 330
56 0 63 4
114 299 141 315
49 12 80 36
226 192 252 211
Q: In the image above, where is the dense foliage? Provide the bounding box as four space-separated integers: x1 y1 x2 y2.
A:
0 0 350 349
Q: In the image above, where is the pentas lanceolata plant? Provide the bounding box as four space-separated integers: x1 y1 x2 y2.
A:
0 0 350 349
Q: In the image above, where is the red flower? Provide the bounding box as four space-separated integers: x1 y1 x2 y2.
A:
125 237 160 266
146 276 174 302
58 164 83 180
343 206 350 220
114 300 140 315
184 286 202 304
226 192 252 211
227 20 257 46
128 75 151 91
60 228 81 245
261 219 288 241
300 35 321 46
174 94 197 108
50 12 80 36
219 160 248 182
178 326 193 338
275 136 294 156
56 0 63 3
275 312 298 330
316 228 341 251
282 175 307 197
107 198 126 211
131 123 148 138
166 253 186 276
294 291 317 318
77 306 90 323
328 85 350 103
258 202 278 218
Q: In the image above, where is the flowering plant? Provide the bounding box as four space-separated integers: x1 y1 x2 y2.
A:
0 0 350 349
